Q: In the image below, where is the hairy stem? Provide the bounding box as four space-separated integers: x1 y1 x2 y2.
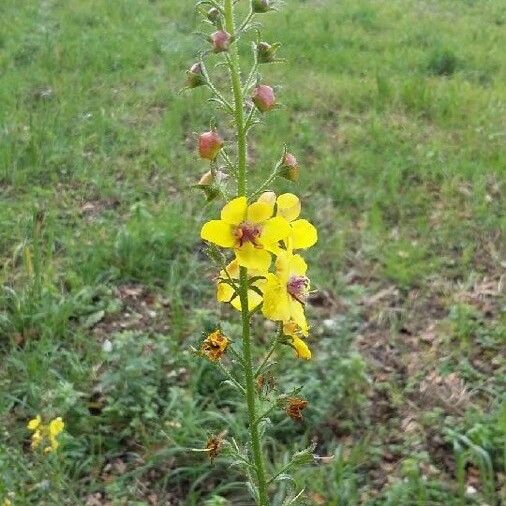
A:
224 1 269 504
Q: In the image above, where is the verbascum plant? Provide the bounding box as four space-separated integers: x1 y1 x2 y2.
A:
187 1 318 504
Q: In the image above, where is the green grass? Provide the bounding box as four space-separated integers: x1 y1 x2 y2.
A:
1 0 505 504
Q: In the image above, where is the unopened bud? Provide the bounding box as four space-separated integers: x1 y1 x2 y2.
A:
252 0 271 13
207 7 220 24
210 30 231 53
186 63 206 89
198 170 214 186
279 152 299 182
257 191 276 206
198 130 224 160
252 85 276 113
256 42 280 64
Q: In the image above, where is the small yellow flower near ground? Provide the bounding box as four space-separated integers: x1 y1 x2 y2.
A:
201 330 230 361
262 250 310 335
283 321 312 360
201 196 291 271
2 498 12 506
216 259 265 311
27 415 64 453
27 415 41 431
257 192 317 250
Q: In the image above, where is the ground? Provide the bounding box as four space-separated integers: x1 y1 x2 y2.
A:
0 0 505 504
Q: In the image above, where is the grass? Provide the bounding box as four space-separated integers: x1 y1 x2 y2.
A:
0 0 505 504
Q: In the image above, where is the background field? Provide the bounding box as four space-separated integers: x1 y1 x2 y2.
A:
0 0 505 504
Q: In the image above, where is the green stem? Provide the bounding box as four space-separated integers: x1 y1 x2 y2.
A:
224 1 269 504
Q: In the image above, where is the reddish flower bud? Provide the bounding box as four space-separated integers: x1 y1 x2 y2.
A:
279 152 300 182
252 0 271 13
252 85 276 113
256 41 280 64
198 131 224 160
210 30 231 53
186 63 206 89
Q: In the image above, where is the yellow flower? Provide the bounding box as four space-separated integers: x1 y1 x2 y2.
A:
262 250 310 335
30 429 43 449
201 196 291 271
216 259 265 311
27 415 64 453
257 192 317 250
201 330 230 361
283 321 312 360
27 415 41 431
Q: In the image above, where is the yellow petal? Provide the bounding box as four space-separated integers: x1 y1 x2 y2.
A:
290 254 308 276
201 220 235 247
235 243 272 271
292 336 312 360
230 288 263 312
289 298 308 335
221 196 247 225
260 216 291 248
247 201 274 223
276 193 301 222
217 280 236 303
224 259 240 278
262 274 291 321
291 219 317 249
49 417 64 436
27 415 41 431
257 191 277 206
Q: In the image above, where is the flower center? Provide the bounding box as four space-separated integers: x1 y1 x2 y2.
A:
234 222 262 247
287 275 309 304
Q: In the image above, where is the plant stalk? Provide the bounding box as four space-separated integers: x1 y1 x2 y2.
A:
224 1 269 504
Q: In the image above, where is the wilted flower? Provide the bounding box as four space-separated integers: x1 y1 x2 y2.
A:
210 30 231 53
200 196 290 271
186 62 206 89
252 84 276 113
198 130 224 160
201 330 230 361
205 434 224 461
284 397 308 421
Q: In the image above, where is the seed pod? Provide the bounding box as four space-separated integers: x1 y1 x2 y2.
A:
252 85 276 113
256 41 280 64
210 30 231 53
207 7 220 24
198 130 224 160
279 152 300 182
186 63 206 89
252 0 271 13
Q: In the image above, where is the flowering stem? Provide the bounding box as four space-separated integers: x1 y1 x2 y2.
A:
224 1 269 504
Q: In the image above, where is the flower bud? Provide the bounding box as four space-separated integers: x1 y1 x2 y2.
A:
198 130 224 160
279 152 299 182
257 191 277 206
186 63 206 89
256 41 280 64
207 7 220 24
198 170 214 186
252 0 271 13
210 30 231 53
252 85 276 113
